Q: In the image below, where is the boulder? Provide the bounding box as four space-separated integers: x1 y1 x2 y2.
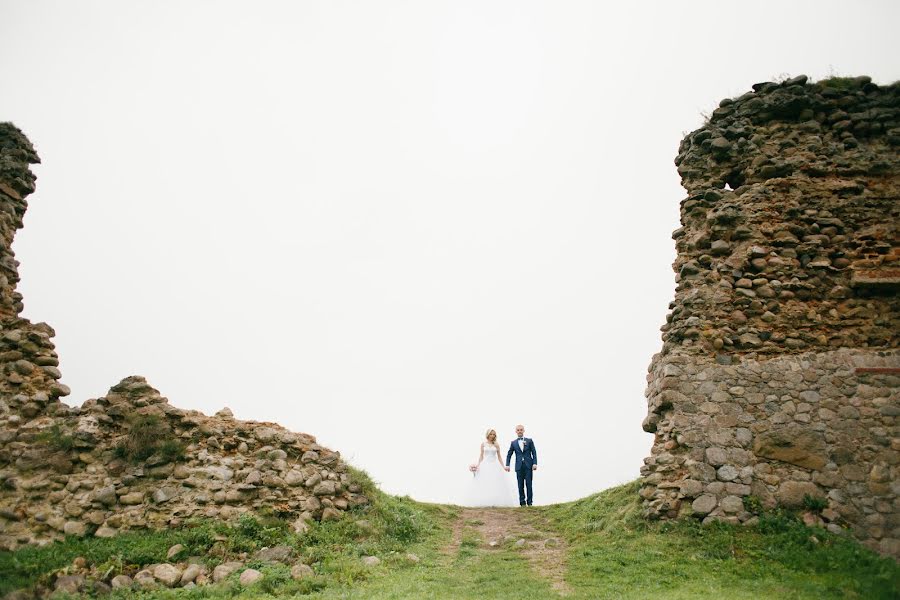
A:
691 494 718 515
110 575 133 589
254 427 277 442
254 544 293 563
679 479 703 497
720 495 744 513
93 486 117 506
134 569 157 589
239 569 263 586
94 524 118 538
321 507 342 521
313 481 337 496
152 563 182 588
153 487 176 504
212 561 243 583
291 563 314 579
54 575 85 594
285 470 305 486
119 492 144 505
166 544 185 560
180 564 202 585
63 521 87 537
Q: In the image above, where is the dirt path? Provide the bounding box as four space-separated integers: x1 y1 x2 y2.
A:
447 507 573 596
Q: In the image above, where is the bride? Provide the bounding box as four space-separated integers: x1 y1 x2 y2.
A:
463 429 518 507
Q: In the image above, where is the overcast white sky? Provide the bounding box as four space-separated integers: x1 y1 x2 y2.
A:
2 1 898 505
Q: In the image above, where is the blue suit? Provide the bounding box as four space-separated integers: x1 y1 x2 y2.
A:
506 437 537 506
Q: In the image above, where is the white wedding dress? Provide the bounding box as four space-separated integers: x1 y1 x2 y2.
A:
463 443 518 507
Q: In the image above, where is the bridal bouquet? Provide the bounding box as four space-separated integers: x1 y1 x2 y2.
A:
468 464 478 475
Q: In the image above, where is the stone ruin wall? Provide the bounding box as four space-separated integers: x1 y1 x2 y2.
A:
0 123 368 550
640 75 899 558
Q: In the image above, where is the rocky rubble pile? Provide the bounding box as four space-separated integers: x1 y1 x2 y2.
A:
0 122 368 551
34 544 317 598
25 541 406 599
0 376 368 551
640 77 899 558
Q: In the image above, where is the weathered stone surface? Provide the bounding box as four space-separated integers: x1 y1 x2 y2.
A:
180 564 202 585
720 495 744 513
640 78 900 559
212 562 243 583
239 568 263 586
254 545 293 563
153 563 183 587
54 575 85 594
119 492 144 506
777 481 824 508
321 507 342 521
285 470 305 486
679 479 703 497
134 569 157 589
63 520 87 537
94 524 118 538
753 428 827 470
110 575 133 589
291 563 314 579
93 486 117 506
313 481 337 496
691 494 718 515
361 556 381 567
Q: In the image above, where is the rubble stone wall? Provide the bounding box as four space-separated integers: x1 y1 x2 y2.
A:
0 123 367 551
640 76 899 557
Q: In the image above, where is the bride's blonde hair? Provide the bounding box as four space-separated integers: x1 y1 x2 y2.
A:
485 429 497 443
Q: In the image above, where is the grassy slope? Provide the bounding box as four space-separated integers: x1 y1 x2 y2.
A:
537 480 899 600
1 478 897 599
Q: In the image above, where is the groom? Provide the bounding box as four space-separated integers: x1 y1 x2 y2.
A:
505 424 537 506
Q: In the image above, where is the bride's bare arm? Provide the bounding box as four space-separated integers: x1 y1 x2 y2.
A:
477 444 484 466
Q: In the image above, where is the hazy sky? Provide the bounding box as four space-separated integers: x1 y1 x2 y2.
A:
2 1 898 505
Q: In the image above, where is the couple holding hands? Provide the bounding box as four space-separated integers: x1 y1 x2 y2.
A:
467 424 537 507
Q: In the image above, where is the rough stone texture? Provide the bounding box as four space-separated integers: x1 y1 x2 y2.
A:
290 563 314 579
0 123 368 550
109 574 133 589
153 563 183 588
238 568 263 586
361 555 381 567
0 125 70 416
211 562 243 583
640 77 899 558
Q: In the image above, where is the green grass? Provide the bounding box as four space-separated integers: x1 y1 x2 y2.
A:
35 423 77 452
112 414 185 463
0 468 438 598
1 477 897 599
536 480 900 600
816 76 869 91
303 508 554 600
